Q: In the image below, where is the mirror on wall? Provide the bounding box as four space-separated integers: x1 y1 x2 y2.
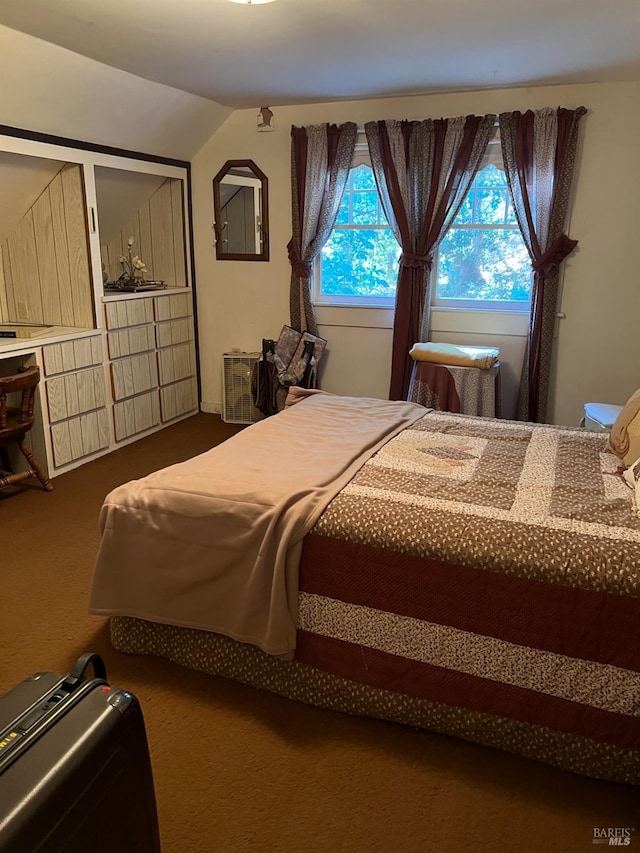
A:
212 160 269 261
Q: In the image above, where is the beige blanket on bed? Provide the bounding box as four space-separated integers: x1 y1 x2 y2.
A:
89 393 425 657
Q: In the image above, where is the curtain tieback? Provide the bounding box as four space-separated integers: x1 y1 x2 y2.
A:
399 252 433 271
532 234 578 276
287 240 313 279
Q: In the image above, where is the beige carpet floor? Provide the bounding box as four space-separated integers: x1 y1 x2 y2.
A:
0 413 638 853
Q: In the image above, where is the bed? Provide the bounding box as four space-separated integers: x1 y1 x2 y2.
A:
90 390 640 785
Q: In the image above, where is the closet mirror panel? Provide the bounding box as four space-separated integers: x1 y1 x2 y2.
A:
95 166 187 291
0 150 94 332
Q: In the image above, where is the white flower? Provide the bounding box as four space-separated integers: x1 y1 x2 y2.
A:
117 238 147 281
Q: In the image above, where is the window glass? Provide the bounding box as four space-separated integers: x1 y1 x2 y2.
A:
435 163 531 310
316 147 531 312
315 163 399 305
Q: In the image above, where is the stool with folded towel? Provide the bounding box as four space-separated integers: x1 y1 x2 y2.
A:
407 342 501 417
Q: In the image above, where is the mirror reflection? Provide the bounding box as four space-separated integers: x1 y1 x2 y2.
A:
213 160 269 261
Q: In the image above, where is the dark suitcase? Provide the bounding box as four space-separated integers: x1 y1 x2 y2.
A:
0 653 161 852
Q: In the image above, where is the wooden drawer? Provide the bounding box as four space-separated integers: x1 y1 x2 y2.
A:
104 298 154 330
110 352 158 401
46 365 107 423
160 377 198 423
157 342 196 387
153 292 191 322
113 390 160 441
42 336 103 376
155 317 193 349
50 408 110 467
108 324 155 359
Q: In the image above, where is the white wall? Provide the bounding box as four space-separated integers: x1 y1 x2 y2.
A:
0 25 232 161
191 81 640 427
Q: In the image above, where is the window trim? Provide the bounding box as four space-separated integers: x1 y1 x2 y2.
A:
431 292 531 313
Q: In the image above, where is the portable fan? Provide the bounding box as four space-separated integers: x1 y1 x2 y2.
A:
221 352 262 424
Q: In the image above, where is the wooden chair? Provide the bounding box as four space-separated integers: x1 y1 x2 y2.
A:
0 366 53 492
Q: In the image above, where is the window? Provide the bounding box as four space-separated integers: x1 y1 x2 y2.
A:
434 160 531 311
315 138 531 312
314 162 400 307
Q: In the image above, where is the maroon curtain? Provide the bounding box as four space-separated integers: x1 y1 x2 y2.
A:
365 116 495 400
288 123 357 335
499 107 586 422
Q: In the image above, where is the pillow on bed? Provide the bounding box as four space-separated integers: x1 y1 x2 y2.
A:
609 389 640 466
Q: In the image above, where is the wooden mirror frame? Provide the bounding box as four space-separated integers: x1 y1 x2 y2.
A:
212 159 269 262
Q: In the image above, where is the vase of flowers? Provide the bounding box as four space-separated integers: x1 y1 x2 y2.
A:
117 237 147 283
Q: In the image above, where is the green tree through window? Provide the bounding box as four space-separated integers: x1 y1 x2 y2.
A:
315 160 531 310
435 164 531 306
317 164 399 303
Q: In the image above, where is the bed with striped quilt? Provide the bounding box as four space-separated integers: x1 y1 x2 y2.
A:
110 408 640 784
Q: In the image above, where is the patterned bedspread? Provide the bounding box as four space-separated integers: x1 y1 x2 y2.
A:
296 412 640 782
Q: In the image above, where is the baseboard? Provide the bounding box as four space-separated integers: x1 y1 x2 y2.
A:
200 400 222 415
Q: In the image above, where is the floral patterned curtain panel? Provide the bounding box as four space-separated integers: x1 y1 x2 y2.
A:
365 115 496 401
499 106 587 423
288 122 357 335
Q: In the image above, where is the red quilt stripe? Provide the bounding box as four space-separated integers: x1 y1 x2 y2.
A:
296 630 640 751
300 534 640 672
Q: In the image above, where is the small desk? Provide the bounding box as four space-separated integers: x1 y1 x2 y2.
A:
408 360 501 418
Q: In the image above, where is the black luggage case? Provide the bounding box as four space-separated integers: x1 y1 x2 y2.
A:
0 653 161 852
